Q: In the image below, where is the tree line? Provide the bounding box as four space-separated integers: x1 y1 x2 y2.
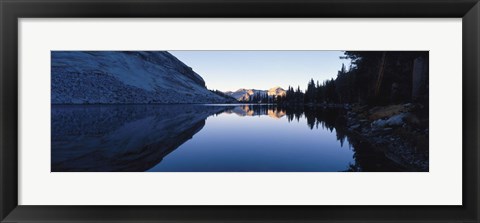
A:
275 51 429 106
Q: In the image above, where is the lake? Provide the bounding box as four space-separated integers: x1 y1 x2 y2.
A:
51 104 403 172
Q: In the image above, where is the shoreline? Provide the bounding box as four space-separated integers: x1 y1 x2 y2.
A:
344 103 429 171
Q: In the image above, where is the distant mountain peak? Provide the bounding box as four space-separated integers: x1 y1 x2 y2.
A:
223 87 286 102
267 86 286 97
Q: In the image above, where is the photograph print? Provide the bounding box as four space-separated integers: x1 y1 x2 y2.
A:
51 51 429 172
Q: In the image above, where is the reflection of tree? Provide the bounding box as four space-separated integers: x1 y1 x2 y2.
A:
226 104 404 172
226 104 350 148
53 104 407 172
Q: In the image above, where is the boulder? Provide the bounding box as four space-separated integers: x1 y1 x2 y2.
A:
372 113 407 128
368 104 411 120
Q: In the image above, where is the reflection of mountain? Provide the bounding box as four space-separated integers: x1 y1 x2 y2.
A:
51 105 227 172
268 109 286 119
224 105 286 119
51 51 233 104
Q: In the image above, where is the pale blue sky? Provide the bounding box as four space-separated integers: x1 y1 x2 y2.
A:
170 51 350 92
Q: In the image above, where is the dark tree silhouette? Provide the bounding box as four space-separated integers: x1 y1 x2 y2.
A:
276 51 428 107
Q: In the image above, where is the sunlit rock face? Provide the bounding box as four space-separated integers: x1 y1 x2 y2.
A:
51 105 228 172
224 87 286 102
51 51 232 104
267 86 286 97
224 88 265 102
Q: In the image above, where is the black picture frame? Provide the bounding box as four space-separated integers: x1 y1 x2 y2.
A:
1 0 479 222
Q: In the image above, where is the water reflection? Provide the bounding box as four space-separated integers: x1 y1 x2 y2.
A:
52 104 404 172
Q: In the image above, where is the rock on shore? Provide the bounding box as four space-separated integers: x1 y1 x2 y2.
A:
346 103 429 171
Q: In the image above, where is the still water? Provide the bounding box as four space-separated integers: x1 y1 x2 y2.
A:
51 104 402 172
